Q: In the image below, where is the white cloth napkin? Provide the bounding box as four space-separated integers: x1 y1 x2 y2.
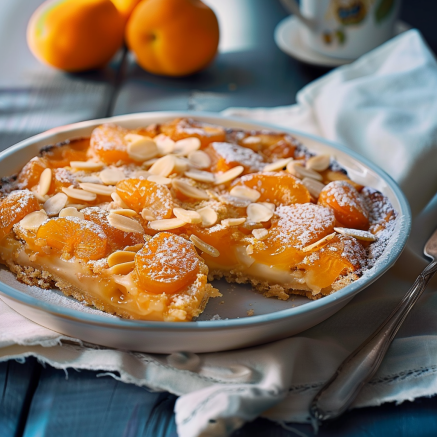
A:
2 29 437 437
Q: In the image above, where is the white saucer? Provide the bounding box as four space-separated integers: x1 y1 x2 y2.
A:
274 16 411 67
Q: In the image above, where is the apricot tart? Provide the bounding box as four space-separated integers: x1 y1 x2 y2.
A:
0 118 397 321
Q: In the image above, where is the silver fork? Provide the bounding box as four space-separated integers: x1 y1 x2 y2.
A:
309 227 437 430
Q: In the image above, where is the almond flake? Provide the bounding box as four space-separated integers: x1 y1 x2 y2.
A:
230 186 261 202
174 137 201 155
111 192 129 209
214 166 244 185
247 203 273 223
62 187 97 202
252 228 269 240
154 134 175 155
141 208 156 221
107 250 136 267
70 161 103 171
109 261 135 276
302 233 336 253
31 186 49 202
149 218 186 230
66 203 87 210
196 207 218 227
79 183 115 196
108 213 144 234
59 207 85 219
185 169 215 183
124 243 143 252
306 154 331 171
190 235 220 258
221 217 246 227
124 133 146 143
246 244 254 255
334 227 377 242
188 150 211 169
174 157 189 173
149 155 176 177
19 210 48 230
302 177 325 198
258 202 275 212
43 193 68 216
172 179 209 200
110 209 138 217
99 168 125 185
38 168 52 196
263 158 293 172
173 207 202 224
142 158 159 167
147 175 172 185
287 161 322 181
127 137 159 162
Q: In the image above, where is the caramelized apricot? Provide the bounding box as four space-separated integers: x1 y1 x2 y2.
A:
82 207 144 251
159 118 226 147
135 232 199 294
89 124 132 165
0 190 41 240
116 179 173 219
41 138 90 168
251 204 336 269
319 181 369 230
36 217 107 260
17 157 48 189
233 172 311 206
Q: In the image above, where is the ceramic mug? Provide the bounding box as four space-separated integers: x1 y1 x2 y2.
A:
281 0 401 59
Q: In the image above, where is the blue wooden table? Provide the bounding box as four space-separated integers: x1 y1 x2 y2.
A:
1 1 437 436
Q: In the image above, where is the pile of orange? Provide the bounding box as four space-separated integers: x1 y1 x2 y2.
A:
27 0 220 76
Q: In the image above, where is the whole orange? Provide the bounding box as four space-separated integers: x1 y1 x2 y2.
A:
27 0 125 72
111 0 143 23
126 0 219 76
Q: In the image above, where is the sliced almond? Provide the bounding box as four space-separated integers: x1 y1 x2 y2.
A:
306 154 331 171
149 154 176 177
142 158 159 167
109 261 135 276
230 186 261 202
108 213 144 234
302 233 336 253
172 179 209 200
124 133 146 143
302 177 325 198
190 235 219 258
70 161 104 171
127 137 159 162
214 166 244 185
287 161 322 181
263 158 293 172
258 202 275 212
149 218 186 230
31 186 49 202
147 175 172 185
111 192 129 209
247 203 273 223
43 193 68 216
66 203 87 210
154 134 175 155
62 187 97 202
38 168 52 196
246 244 254 255
252 228 269 240
188 150 211 169
124 243 143 252
221 217 246 227
110 208 138 217
19 210 48 231
334 227 377 242
141 208 156 221
174 137 201 155
173 207 202 224
185 169 215 183
196 207 218 227
99 168 125 185
174 157 189 173
79 183 115 197
107 250 136 267
59 207 85 219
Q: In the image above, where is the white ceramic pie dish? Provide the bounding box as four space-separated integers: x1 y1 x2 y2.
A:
0 111 411 353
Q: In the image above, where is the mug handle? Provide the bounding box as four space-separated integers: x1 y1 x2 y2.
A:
279 0 318 30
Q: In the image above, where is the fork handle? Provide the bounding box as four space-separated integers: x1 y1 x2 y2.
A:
310 259 437 427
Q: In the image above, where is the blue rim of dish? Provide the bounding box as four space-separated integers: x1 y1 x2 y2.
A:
0 111 412 330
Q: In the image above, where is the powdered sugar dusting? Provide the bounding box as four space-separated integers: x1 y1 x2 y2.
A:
212 142 265 171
